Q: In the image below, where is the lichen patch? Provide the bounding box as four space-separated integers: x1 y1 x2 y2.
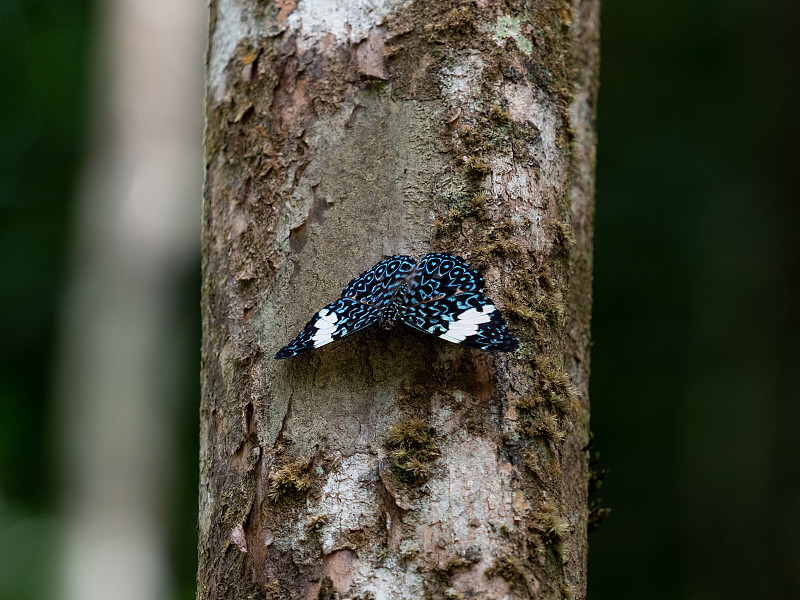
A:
493 15 533 54
306 453 381 555
209 0 258 101
286 0 413 53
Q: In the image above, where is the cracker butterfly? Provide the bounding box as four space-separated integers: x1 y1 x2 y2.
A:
274 253 518 359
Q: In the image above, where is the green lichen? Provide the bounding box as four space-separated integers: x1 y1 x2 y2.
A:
386 418 440 483
493 16 533 54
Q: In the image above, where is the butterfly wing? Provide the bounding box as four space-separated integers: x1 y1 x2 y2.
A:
274 297 380 359
341 255 416 308
275 255 416 359
398 253 518 351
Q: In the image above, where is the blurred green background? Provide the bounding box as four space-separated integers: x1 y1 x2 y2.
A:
590 0 800 598
1 0 797 598
0 1 96 597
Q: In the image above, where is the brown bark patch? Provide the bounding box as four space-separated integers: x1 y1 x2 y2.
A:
304 549 358 599
355 27 388 79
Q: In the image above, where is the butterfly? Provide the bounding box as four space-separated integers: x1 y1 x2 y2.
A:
274 253 519 359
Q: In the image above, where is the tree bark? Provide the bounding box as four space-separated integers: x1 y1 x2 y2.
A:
200 1 598 598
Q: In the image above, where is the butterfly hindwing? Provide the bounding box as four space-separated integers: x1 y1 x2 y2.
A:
399 254 518 351
274 297 379 359
399 292 519 351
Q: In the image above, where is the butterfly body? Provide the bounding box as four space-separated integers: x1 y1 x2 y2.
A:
274 253 518 359
377 301 400 329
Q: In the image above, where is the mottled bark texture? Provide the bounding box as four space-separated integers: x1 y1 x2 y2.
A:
200 1 598 598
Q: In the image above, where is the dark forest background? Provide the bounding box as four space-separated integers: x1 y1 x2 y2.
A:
1 0 798 598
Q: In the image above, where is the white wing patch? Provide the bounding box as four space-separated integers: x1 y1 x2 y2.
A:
311 308 339 347
439 306 495 343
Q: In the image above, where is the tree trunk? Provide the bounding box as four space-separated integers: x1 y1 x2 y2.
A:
56 1 202 599
200 1 598 598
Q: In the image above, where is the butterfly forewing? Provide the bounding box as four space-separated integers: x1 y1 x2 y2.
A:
341 255 416 308
274 297 379 359
404 253 485 299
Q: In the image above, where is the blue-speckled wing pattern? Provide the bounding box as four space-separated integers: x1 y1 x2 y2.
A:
340 255 416 308
273 298 380 359
275 253 517 358
274 256 415 359
398 253 518 352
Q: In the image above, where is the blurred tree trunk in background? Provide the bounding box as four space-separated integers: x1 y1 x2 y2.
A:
57 1 203 599
200 0 598 598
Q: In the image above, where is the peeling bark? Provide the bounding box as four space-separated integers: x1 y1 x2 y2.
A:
200 1 599 599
